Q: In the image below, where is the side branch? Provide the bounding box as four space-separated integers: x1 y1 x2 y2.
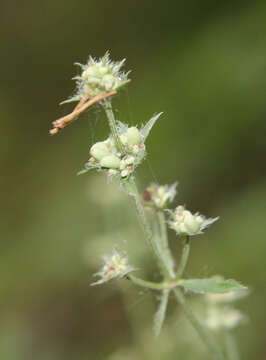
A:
49 90 117 135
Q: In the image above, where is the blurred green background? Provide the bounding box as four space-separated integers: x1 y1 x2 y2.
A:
1 0 266 359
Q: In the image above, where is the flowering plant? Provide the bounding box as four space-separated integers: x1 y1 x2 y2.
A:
51 52 248 359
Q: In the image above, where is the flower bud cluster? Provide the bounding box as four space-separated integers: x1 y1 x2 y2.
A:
91 249 134 285
83 125 146 178
168 206 218 236
143 182 177 209
72 52 130 100
204 306 244 330
203 281 248 330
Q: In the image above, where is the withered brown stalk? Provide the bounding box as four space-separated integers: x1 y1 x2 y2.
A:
50 90 117 135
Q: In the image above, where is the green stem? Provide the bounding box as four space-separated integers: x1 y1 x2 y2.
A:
126 177 172 278
123 175 152 241
176 236 190 279
224 331 239 360
103 99 125 154
157 210 175 279
128 274 182 291
128 274 169 291
174 288 224 360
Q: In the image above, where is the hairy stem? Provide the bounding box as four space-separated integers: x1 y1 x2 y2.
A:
103 98 125 154
224 331 239 360
126 176 172 278
176 236 190 279
128 274 169 291
157 210 175 279
102 100 172 278
174 288 224 360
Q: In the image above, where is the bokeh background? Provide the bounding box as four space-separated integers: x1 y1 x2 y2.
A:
1 0 266 359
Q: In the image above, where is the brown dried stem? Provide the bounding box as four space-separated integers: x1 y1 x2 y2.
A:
49 90 117 135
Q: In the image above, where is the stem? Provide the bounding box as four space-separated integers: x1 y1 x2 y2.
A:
157 210 175 279
103 98 125 154
174 288 224 360
224 331 239 360
122 175 153 240
101 100 157 262
127 177 172 278
102 101 165 273
176 236 190 279
128 274 169 291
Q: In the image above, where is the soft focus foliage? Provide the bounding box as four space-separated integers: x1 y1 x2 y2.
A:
1 0 266 359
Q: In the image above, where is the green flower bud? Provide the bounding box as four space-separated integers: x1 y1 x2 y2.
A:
121 169 130 177
183 213 201 234
82 65 98 78
119 159 127 170
100 155 121 169
102 74 115 91
126 127 142 145
120 134 128 145
90 142 110 161
98 66 108 75
125 156 135 165
168 206 218 236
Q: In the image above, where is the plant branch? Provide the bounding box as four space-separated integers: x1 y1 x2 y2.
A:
174 288 224 360
224 331 240 360
50 90 117 135
128 274 169 291
157 210 176 279
176 236 190 279
103 98 125 153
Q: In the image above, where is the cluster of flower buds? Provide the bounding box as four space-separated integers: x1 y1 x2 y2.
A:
91 249 134 285
203 281 248 330
204 305 244 330
168 206 218 236
143 183 177 210
66 52 130 102
85 125 145 178
79 113 161 178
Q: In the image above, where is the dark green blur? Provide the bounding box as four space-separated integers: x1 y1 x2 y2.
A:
1 0 266 359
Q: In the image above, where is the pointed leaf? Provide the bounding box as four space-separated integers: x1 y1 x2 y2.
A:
142 112 163 141
154 291 169 337
60 96 80 105
77 163 98 176
179 279 247 294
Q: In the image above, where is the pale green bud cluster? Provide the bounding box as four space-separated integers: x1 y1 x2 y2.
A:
88 126 145 178
91 249 134 285
168 206 218 236
203 284 247 330
143 182 177 209
204 306 244 330
74 52 130 98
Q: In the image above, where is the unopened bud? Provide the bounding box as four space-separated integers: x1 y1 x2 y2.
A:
90 142 110 161
126 127 142 145
100 155 121 169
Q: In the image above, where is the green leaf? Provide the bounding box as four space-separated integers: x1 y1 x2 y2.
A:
60 95 80 105
141 112 162 141
77 163 98 176
179 279 247 294
154 291 169 337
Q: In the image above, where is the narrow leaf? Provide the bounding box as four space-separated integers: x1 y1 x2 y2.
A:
179 279 247 294
60 96 80 105
142 112 162 141
154 291 169 337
